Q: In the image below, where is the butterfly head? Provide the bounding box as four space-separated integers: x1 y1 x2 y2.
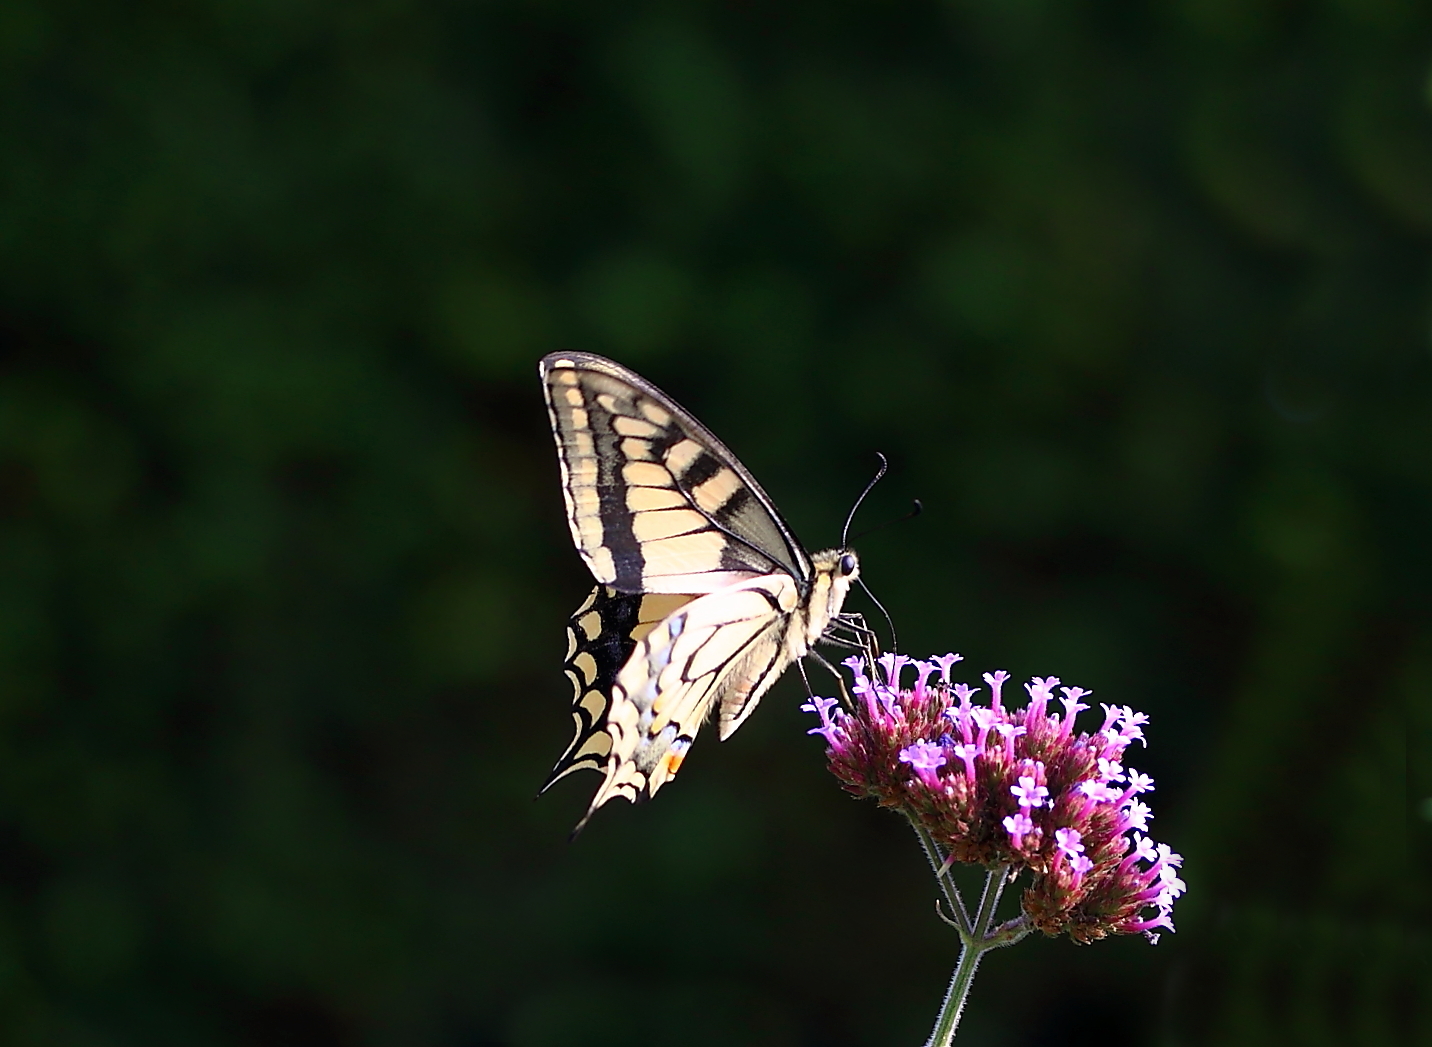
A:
800 547 859 648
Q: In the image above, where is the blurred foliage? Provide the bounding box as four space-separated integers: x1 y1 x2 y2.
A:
0 1 1428 1045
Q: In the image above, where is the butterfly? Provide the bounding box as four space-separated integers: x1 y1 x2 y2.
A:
537 352 865 834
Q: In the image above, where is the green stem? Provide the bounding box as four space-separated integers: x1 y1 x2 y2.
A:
924 923 983 1046
908 818 970 933
922 864 1029 1047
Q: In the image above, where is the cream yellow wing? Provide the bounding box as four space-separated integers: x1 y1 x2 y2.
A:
538 586 694 792
571 573 802 835
541 352 811 594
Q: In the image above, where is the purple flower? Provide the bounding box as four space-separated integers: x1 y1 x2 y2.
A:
982 670 1009 710
1116 706 1149 745
1078 780 1118 802
1054 827 1085 857
1124 799 1152 832
969 707 996 750
1056 687 1091 740
951 743 979 780
899 741 947 773
1024 676 1059 722
1003 811 1035 844
802 652 1185 945
1011 775 1049 809
932 653 963 683
1131 833 1158 863
908 662 931 700
800 696 842 743
994 722 1027 761
1157 867 1187 908
877 652 912 689
1097 757 1125 782
841 654 872 694
1125 770 1155 795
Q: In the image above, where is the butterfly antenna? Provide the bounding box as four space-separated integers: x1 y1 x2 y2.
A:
857 577 899 656
850 498 923 543
841 452 888 548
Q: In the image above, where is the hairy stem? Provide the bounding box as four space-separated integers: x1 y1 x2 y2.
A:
921 860 1024 1047
908 818 970 934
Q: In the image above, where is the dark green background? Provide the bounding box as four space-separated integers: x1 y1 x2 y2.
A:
1 1 1427 1044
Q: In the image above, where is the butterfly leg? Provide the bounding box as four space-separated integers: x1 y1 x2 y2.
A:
806 648 853 707
795 656 817 699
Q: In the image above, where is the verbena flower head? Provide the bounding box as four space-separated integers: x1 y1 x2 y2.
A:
803 653 1184 945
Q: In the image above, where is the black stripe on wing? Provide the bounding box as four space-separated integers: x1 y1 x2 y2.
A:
540 586 697 794
538 586 639 792
573 575 799 828
541 353 812 593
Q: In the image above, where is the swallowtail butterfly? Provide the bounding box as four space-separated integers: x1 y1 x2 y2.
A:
538 353 863 833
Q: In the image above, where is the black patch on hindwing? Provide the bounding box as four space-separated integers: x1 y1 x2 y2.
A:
539 586 642 791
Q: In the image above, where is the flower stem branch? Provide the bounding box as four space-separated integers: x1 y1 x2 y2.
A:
984 914 1034 949
910 818 971 934
923 864 1014 1047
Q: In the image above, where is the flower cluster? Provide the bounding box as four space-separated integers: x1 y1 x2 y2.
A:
803 653 1184 944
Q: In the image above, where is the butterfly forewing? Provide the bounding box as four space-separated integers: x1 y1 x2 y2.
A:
541 354 810 593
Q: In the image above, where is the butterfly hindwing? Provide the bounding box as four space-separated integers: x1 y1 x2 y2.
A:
541 353 810 594
540 586 696 792
575 573 800 832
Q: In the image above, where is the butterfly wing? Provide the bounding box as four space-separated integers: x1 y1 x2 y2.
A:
540 352 811 595
539 352 828 832
539 585 694 792
572 573 802 834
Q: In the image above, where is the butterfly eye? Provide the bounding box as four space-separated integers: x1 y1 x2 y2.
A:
839 553 857 576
